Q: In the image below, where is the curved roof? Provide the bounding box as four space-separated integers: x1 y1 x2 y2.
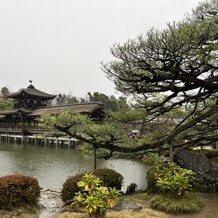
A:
30 103 103 116
6 84 56 100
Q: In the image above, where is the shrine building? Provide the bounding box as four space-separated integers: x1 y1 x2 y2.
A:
0 83 104 135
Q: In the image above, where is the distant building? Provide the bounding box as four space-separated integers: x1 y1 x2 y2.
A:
0 83 104 135
6 83 56 109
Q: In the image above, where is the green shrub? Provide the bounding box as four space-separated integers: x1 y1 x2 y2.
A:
61 169 123 203
0 175 40 209
146 161 196 197
156 163 196 197
61 173 85 203
73 173 120 218
144 153 164 194
143 153 163 166
126 183 138 194
94 168 123 190
150 194 202 214
147 165 164 194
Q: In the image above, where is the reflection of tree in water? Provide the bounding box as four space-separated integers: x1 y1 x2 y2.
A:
8 143 94 176
0 142 147 191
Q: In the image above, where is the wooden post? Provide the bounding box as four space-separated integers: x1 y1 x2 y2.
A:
68 139 71 148
21 135 24 145
215 124 218 150
94 147 97 170
169 144 173 162
55 137 58 148
7 134 9 143
34 136 37 146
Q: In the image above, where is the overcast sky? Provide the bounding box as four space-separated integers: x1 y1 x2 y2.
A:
0 0 202 97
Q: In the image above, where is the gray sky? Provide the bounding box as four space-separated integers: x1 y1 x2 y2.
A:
0 0 202 97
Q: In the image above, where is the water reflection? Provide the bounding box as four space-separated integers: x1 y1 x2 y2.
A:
0 142 147 192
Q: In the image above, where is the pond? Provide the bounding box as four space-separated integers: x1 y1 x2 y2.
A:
0 142 148 192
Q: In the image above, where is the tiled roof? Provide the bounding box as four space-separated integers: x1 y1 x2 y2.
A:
30 103 103 116
6 84 56 100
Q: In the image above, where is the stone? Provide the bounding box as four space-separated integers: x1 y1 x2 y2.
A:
112 202 142 211
174 149 218 192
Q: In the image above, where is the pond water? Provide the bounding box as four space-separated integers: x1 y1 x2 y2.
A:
0 142 148 192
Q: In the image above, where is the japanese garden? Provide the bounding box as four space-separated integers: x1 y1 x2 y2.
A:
0 0 218 217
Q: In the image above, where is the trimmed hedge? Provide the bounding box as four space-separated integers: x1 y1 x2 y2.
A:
61 173 85 203
94 168 123 190
61 168 123 203
0 174 40 209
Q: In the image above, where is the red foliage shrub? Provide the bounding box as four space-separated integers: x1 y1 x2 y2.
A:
0 174 40 209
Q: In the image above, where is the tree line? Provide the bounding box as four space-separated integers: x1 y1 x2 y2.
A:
0 86 129 112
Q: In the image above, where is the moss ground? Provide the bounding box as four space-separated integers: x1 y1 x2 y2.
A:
57 192 218 218
1 192 217 218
